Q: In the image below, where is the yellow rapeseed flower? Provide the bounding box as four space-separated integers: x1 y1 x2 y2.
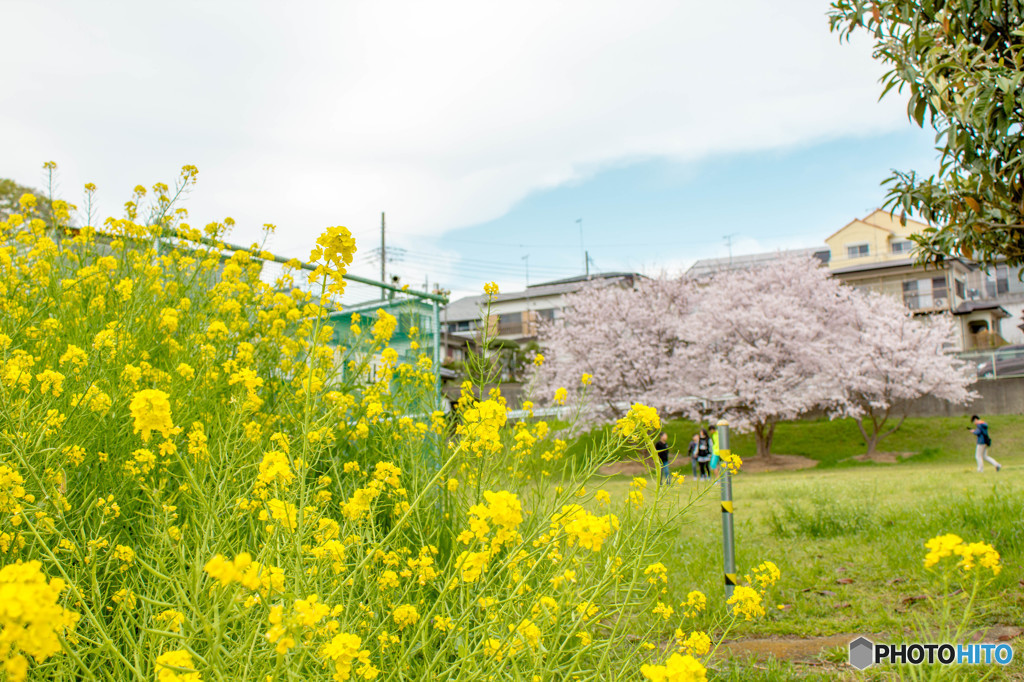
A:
155 649 201 682
391 603 420 629
0 561 80 682
372 309 397 343
550 504 619 552
614 403 660 441
675 629 711 656
640 653 707 682
320 632 376 680
129 389 175 442
682 590 706 617
726 585 765 621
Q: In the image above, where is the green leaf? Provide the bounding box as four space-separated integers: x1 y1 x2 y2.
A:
913 97 928 126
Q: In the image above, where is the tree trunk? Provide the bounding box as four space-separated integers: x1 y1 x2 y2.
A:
753 421 776 459
855 409 905 456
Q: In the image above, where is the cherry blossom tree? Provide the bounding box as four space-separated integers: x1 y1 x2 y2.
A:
673 256 854 459
534 277 694 419
536 256 975 460
838 291 975 455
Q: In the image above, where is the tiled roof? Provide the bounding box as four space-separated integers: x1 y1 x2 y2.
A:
443 272 641 321
686 247 829 278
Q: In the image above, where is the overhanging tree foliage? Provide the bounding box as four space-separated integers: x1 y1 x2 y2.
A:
829 0 1024 266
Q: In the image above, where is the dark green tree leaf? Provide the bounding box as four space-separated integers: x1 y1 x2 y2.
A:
829 0 1024 266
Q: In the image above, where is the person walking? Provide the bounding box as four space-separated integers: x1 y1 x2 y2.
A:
969 415 1002 473
654 432 671 485
687 434 699 480
696 428 713 481
708 423 720 471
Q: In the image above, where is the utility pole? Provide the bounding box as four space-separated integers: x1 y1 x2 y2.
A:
585 250 591 279
576 218 585 275
723 233 737 267
380 212 386 300
522 254 530 287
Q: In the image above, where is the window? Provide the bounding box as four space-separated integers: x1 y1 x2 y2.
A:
891 239 913 255
902 280 919 309
996 265 1009 295
982 266 1010 297
932 276 948 306
955 279 965 299
846 243 870 258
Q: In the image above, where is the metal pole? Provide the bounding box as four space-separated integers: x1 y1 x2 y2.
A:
380 212 386 301
718 419 737 604
432 299 441 404
576 218 584 274
166 228 448 303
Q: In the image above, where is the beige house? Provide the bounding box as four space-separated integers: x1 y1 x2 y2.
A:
826 210 1010 350
825 209 920 270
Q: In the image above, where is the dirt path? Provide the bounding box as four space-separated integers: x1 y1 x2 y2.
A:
842 451 917 464
720 626 1024 663
720 633 858 661
599 453 818 477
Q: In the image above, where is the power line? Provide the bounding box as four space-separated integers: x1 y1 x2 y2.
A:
377 251 580 276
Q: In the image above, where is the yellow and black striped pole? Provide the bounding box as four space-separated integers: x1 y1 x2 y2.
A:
718 419 737 602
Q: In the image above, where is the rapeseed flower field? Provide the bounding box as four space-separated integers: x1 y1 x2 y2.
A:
0 164 784 681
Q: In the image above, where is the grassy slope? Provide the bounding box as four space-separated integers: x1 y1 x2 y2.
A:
569 414 1024 469
582 416 1024 680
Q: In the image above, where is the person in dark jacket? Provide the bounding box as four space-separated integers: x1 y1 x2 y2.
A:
696 428 713 481
687 434 699 479
970 415 1002 473
654 432 671 485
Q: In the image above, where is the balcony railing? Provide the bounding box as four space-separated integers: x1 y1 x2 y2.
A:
960 346 1024 379
496 322 541 337
903 292 948 311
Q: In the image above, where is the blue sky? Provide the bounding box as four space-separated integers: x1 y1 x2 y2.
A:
387 127 939 296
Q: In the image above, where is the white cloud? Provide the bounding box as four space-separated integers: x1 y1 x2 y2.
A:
2 0 899 260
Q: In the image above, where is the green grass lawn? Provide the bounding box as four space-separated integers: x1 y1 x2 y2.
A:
583 415 1024 680
570 414 1024 469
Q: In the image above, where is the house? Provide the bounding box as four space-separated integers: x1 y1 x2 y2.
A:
441 272 644 344
686 210 1023 350
825 210 1012 349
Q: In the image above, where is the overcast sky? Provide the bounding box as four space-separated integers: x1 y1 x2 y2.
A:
2 0 933 299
